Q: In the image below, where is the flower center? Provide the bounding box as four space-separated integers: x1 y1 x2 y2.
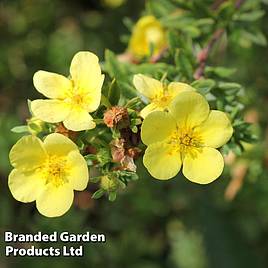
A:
72 94 86 106
168 127 203 158
152 89 172 108
64 80 91 109
39 155 70 187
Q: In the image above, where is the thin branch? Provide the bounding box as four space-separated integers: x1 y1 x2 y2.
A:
194 0 246 80
194 28 225 80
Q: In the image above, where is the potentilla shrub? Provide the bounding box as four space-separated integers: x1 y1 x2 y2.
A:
8 0 264 217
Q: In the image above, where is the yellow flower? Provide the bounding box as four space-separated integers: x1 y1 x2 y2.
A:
133 74 195 118
8 133 89 217
31 51 105 131
102 0 125 8
141 91 233 184
128 16 167 58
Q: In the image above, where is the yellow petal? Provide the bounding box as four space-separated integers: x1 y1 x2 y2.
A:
133 74 163 99
85 74 105 112
196 110 233 148
36 184 74 217
182 147 224 184
70 51 103 94
128 16 166 58
31 99 71 123
44 133 78 156
143 142 181 180
67 151 89 191
33 71 71 99
8 169 45 203
63 108 96 131
140 103 161 118
141 111 176 146
169 91 209 128
9 135 46 171
167 82 195 97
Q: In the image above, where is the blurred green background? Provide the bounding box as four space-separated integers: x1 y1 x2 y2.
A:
1 0 268 267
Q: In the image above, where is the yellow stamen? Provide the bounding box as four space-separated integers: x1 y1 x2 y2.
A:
38 155 70 187
168 127 203 158
152 87 172 108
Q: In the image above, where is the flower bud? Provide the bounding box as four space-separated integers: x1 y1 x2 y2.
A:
27 117 44 134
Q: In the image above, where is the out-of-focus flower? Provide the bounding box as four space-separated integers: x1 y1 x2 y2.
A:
141 91 233 184
8 133 89 217
128 16 167 59
133 74 194 118
102 0 125 8
103 106 129 129
31 51 104 131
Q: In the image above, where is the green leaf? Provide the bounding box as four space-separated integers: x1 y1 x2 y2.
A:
191 79 216 94
108 191 117 202
205 66 236 78
108 78 120 106
90 176 102 183
93 119 104 125
84 154 97 166
27 99 33 115
130 118 142 126
101 94 111 108
11 125 29 133
125 97 141 109
183 25 201 38
218 82 242 91
131 126 138 133
168 31 180 55
96 148 111 167
92 189 105 199
175 49 193 80
27 122 41 133
104 49 127 79
240 30 267 46
235 10 265 22
115 170 139 182
122 17 134 31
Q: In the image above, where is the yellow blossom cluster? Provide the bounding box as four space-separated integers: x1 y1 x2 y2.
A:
8 17 234 217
